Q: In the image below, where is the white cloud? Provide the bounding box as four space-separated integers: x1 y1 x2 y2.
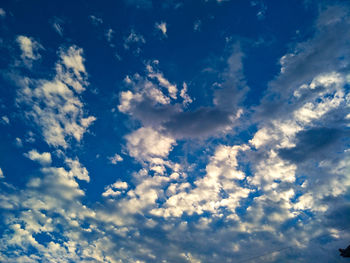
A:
155 22 167 36
125 127 175 163
151 144 251 218
24 149 52 166
0 168 4 178
180 82 193 106
16 35 42 63
1 115 9 125
147 63 177 99
0 8 6 18
108 153 123 164
102 180 128 197
16 45 96 148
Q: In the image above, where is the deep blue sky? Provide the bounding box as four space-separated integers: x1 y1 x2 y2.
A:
0 0 350 262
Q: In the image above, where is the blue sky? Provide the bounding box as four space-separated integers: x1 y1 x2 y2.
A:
0 0 350 262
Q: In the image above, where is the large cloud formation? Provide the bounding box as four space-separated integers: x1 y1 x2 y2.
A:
0 2 350 263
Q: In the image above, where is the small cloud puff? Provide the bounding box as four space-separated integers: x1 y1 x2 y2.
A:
89 15 103 25
0 8 5 18
16 35 42 63
108 153 123 164
102 180 128 197
155 22 167 37
0 167 4 178
1 116 9 125
24 149 52 166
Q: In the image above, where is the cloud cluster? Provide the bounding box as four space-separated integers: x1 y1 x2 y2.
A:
1 3 350 263
16 46 96 148
118 51 245 140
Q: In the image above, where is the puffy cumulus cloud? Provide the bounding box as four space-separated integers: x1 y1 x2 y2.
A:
16 36 42 65
0 168 4 179
2 4 350 263
108 153 123 164
0 165 108 263
16 45 96 148
125 127 176 163
102 180 128 197
24 149 52 166
65 157 90 182
155 21 167 37
151 144 251 218
118 50 245 139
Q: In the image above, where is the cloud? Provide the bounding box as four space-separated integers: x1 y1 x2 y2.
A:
16 36 43 65
123 29 146 53
193 19 201 31
24 150 52 166
16 45 96 148
65 157 90 182
125 127 176 163
108 153 123 164
2 3 350 263
102 180 128 197
0 168 4 178
89 15 103 25
15 137 23 148
0 8 5 18
118 47 247 139
1 116 9 125
179 82 193 106
105 28 114 43
155 21 167 37
256 4 350 120
151 144 251 218
147 62 177 99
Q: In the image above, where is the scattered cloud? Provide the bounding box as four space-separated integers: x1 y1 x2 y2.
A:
105 28 114 43
1 116 9 125
193 19 201 31
123 29 145 54
16 35 43 65
16 45 96 148
155 21 167 37
24 149 52 166
125 127 176 163
108 153 123 164
89 15 103 25
15 137 23 148
0 8 5 18
1 2 350 263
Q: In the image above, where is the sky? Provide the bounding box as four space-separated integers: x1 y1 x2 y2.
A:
0 0 350 262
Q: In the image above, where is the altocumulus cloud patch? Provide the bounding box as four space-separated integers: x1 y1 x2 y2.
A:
0 1 350 263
